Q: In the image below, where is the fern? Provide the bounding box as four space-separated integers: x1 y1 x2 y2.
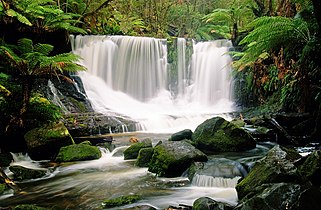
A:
234 16 311 70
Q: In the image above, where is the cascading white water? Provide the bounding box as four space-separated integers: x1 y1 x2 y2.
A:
71 35 235 133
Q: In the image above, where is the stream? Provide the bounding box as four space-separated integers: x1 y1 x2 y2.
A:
0 133 275 210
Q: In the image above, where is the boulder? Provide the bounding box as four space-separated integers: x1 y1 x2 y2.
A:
169 129 193 141
148 141 208 177
235 183 321 210
235 183 301 210
24 122 74 160
192 117 256 154
124 138 152 160
135 147 154 167
298 150 321 186
9 165 47 181
235 145 301 200
55 142 101 162
193 197 233 210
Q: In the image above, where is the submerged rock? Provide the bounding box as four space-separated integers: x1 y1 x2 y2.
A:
192 117 256 154
102 195 141 208
124 138 153 160
148 141 207 177
24 122 74 160
13 204 49 210
9 165 47 181
55 141 101 162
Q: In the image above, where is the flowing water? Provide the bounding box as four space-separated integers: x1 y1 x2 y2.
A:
70 35 235 133
0 35 254 209
0 133 275 209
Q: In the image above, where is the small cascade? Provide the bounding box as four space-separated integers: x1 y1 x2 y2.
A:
192 174 241 188
47 80 70 114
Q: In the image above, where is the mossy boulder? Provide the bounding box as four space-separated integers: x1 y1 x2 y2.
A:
55 142 101 162
192 117 256 154
135 147 154 167
235 145 301 200
124 138 152 160
9 165 47 181
24 122 74 160
169 129 193 141
102 195 141 208
148 141 208 177
298 150 321 186
193 197 233 210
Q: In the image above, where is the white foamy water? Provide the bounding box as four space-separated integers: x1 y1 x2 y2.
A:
71 35 235 133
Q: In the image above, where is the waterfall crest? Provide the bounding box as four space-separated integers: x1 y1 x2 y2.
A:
71 35 236 133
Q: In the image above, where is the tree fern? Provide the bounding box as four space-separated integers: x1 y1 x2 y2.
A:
234 16 311 70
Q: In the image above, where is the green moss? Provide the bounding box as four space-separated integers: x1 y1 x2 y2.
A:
124 139 152 160
148 145 176 176
55 143 101 162
135 147 154 167
102 195 141 207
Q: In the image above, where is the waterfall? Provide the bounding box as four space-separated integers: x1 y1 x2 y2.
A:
71 35 235 133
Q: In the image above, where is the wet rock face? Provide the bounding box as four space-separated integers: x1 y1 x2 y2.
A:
192 117 256 154
235 145 301 200
193 197 233 210
24 122 74 160
148 141 208 177
298 150 321 186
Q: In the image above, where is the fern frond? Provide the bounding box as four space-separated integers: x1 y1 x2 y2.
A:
34 43 54 56
234 16 311 70
5 9 32 26
17 38 34 54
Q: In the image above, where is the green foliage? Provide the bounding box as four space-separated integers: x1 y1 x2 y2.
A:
234 16 310 70
0 0 87 34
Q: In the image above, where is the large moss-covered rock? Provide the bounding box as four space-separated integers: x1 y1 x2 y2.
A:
192 117 256 154
169 129 193 141
135 147 154 167
148 141 208 177
24 122 74 160
235 145 301 200
9 165 47 181
55 142 101 162
298 150 321 186
124 138 152 160
102 195 141 208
